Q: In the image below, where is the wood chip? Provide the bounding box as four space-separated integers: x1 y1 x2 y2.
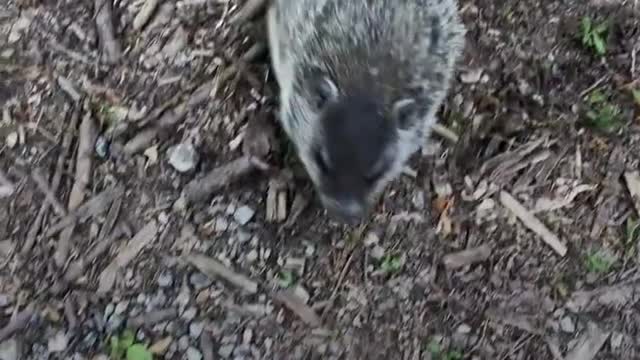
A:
0 304 35 342
46 185 123 237
499 191 567 257
565 322 610 360
272 289 322 327
127 308 177 328
94 0 121 63
183 156 260 204
132 0 159 30
200 330 215 360
624 170 640 216
443 244 492 270
186 253 258 294
68 109 97 210
97 220 158 293
282 192 310 228
56 75 83 102
566 282 640 313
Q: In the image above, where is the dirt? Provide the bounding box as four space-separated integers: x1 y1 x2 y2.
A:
1 0 640 359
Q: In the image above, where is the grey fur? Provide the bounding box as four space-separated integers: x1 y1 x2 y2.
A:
267 0 466 224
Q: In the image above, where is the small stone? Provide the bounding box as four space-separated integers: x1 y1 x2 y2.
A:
162 26 188 57
246 249 259 264
157 272 174 287
114 301 128 315
242 328 253 345
5 132 18 149
178 336 190 351
293 285 310 304
560 316 575 333
460 68 483 84
189 322 204 338
149 337 173 355
610 332 623 349
363 232 379 247
168 143 199 173
48 330 69 353
214 218 229 232
456 324 472 334
0 294 10 307
182 307 197 321
233 206 255 226
370 245 385 260
411 191 425 209
144 145 159 164
218 344 234 358
0 338 18 360
190 273 212 289
186 347 203 360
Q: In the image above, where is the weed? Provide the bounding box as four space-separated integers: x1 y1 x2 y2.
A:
278 270 296 288
380 254 404 274
109 329 153 360
425 339 463 360
579 16 608 56
584 250 615 274
583 89 623 133
632 89 640 107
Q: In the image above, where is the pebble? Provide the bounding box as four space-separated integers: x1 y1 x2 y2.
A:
114 301 129 315
0 294 10 307
233 206 256 225
411 190 425 209
242 328 253 345
186 347 203 360
0 339 18 360
460 68 483 84
168 143 199 173
456 323 472 334
48 330 69 353
178 336 190 351
363 232 379 247
370 245 385 260
246 249 259 264
190 272 212 289
182 307 197 321
5 132 18 149
189 322 204 338
157 272 174 287
218 344 235 358
560 316 575 333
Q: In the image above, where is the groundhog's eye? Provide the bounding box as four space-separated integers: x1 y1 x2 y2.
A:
363 162 388 185
313 149 330 174
309 75 338 110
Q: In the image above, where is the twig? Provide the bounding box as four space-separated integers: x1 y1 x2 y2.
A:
68 108 97 210
499 190 567 257
0 305 35 342
31 168 67 216
431 123 459 143
230 0 268 25
579 75 609 98
22 106 79 254
45 185 123 237
183 156 264 204
272 290 322 327
94 0 122 64
127 308 177 328
321 244 359 319
186 253 259 294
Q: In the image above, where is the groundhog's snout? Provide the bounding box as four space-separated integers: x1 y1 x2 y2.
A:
319 194 367 225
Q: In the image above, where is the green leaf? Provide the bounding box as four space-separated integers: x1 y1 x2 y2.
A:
580 17 592 34
110 337 122 360
592 34 606 55
425 339 441 355
120 330 136 349
594 21 608 34
126 344 153 360
632 89 640 106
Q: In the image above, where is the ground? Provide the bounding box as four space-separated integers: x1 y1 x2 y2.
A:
1 0 640 359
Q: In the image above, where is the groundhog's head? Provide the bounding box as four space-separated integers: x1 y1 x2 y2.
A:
280 68 426 224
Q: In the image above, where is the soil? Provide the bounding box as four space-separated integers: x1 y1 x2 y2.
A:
1 0 640 359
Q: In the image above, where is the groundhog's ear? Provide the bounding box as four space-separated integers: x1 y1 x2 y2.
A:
392 98 419 130
308 73 338 110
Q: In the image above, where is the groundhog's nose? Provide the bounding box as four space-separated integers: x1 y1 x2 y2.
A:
322 196 366 225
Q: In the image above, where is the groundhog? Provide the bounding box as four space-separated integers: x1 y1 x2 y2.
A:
266 0 466 224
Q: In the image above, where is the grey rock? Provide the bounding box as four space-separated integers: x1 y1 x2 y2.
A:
168 143 199 173
0 338 19 360
186 347 203 360
178 336 190 351
114 301 129 315
190 273 212 289
48 330 69 353
218 344 235 358
158 272 174 287
182 307 197 321
189 322 204 338
560 316 575 333
233 206 256 225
